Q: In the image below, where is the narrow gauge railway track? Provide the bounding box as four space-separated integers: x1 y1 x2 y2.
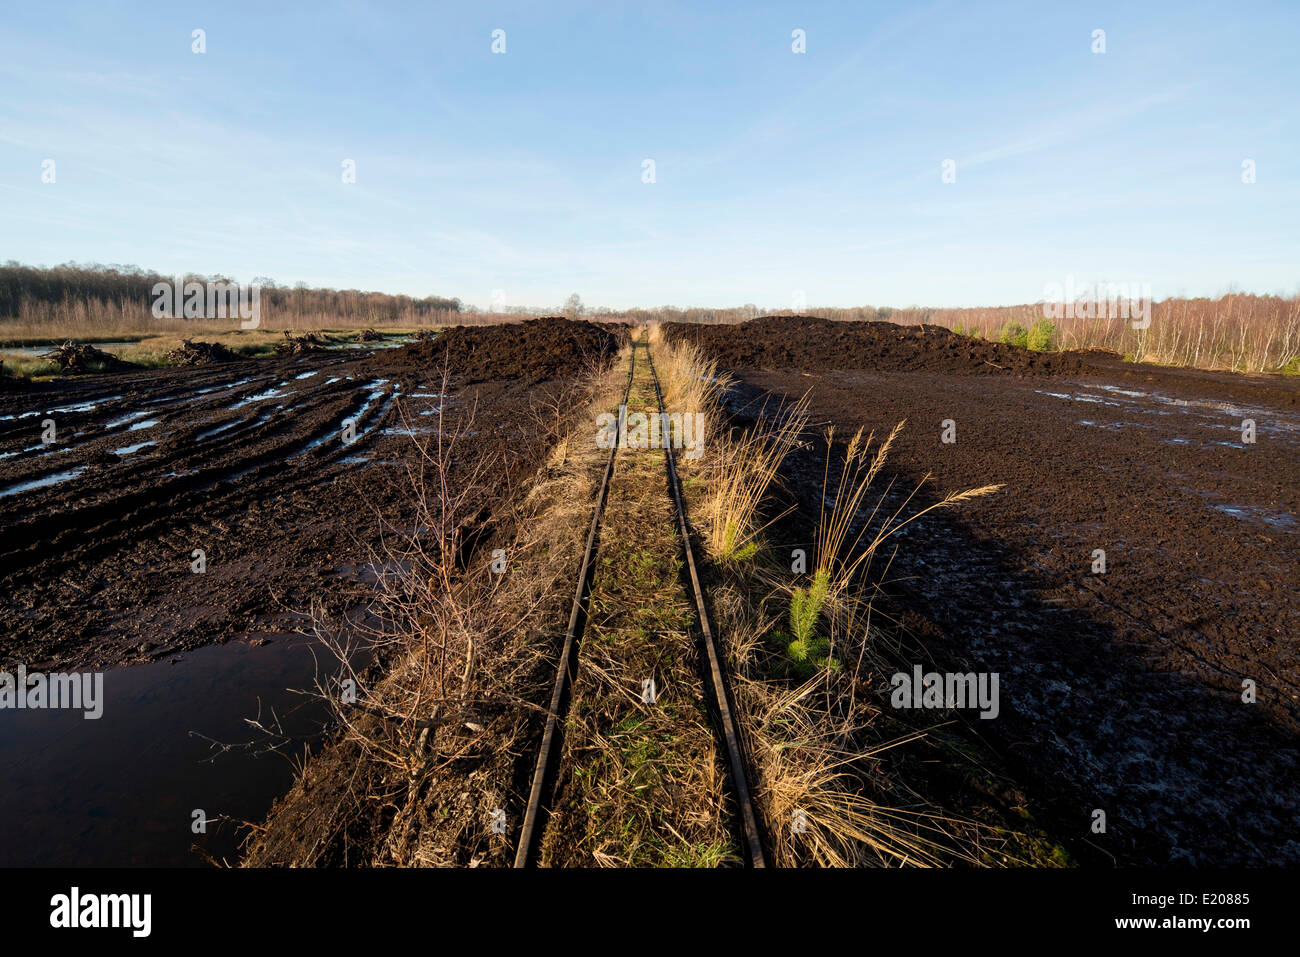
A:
513 336 767 868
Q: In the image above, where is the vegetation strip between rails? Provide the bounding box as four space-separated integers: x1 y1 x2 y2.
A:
512 342 637 867
515 335 768 867
644 342 767 867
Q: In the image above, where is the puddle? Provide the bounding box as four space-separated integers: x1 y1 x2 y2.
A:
296 382 394 456
0 467 88 499
0 341 138 358
229 388 291 411
112 440 156 456
1098 385 1148 398
352 383 393 422
324 339 412 351
0 637 347 866
294 370 320 380
127 418 160 431
296 382 400 460
1211 503 1295 528
106 410 152 429
1045 383 1300 442
46 395 125 415
194 376 257 397
195 420 241 442
1189 488 1296 529
1076 419 1153 431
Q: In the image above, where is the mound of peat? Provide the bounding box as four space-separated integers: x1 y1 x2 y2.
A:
40 340 135 374
383 316 624 382
663 316 1093 376
167 339 239 364
274 331 336 356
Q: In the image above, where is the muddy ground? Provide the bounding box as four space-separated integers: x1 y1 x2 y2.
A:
5 314 1294 868
0 318 621 866
669 319 1299 866
0 318 621 672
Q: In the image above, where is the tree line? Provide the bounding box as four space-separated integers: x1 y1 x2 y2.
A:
0 262 461 321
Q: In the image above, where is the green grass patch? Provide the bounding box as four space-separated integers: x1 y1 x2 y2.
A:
0 354 61 378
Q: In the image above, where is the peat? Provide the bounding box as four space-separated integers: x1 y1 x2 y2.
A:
0 327 609 672
728 361 1300 865
386 316 625 383
664 316 1094 376
167 339 240 364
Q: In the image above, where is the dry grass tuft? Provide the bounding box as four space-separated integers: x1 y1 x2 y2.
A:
655 333 813 565
243 354 623 867
647 334 1026 868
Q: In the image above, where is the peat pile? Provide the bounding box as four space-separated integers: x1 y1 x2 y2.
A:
40 341 135 374
664 316 1093 376
274 331 336 357
383 316 625 382
167 339 239 364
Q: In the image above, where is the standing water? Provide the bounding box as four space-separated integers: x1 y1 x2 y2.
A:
0 636 345 866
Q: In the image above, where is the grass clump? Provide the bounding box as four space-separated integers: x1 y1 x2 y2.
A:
651 326 1038 868
700 392 810 563
650 329 812 565
0 354 60 378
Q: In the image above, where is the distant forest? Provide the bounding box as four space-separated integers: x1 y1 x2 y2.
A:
0 262 462 323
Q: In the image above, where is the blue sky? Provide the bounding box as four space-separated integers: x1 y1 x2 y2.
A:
1 1 1297 310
